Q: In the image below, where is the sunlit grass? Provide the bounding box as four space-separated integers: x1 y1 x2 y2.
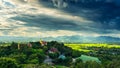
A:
65 43 120 52
0 43 11 47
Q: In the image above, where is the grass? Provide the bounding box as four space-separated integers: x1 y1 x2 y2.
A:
0 43 11 47
64 43 120 52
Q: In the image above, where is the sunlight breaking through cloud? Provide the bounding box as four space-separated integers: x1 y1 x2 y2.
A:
0 0 120 40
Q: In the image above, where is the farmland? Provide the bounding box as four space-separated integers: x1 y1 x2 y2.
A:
0 43 11 47
65 43 120 52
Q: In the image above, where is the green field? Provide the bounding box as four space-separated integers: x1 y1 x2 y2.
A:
65 43 120 52
0 43 11 47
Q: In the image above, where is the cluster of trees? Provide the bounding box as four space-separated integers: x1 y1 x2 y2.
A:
85 46 120 62
0 41 120 68
71 59 120 68
0 41 81 68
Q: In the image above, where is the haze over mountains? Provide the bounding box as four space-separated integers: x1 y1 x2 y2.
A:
0 36 120 43
0 0 120 43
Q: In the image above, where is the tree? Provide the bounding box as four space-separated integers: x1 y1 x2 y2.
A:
0 57 20 68
107 60 120 68
54 56 72 66
72 50 81 58
73 61 103 68
75 62 85 68
30 42 42 49
9 53 27 64
48 52 59 59
85 61 103 68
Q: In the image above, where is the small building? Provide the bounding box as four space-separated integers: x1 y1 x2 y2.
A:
77 55 101 63
27 43 32 47
48 47 58 53
40 40 47 46
58 54 66 60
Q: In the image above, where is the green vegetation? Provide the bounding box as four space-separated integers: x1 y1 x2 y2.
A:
0 57 20 68
0 41 120 68
65 43 120 52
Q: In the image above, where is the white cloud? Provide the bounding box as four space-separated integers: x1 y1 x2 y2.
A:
0 32 4 36
6 27 79 37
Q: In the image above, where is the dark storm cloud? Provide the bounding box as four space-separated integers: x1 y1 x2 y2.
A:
10 13 102 34
36 0 120 31
11 0 120 26
9 11 120 35
68 2 120 24
10 14 85 31
6 0 120 35
113 0 120 6
62 1 120 31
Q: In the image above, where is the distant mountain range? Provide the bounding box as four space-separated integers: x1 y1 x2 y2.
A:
0 36 120 43
42 35 120 43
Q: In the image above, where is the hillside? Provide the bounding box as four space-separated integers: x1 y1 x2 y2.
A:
0 41 120 68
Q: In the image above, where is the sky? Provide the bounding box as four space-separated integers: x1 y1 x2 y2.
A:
0 0 120 39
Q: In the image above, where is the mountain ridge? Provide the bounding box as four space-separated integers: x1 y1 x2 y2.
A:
0 36 120 43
